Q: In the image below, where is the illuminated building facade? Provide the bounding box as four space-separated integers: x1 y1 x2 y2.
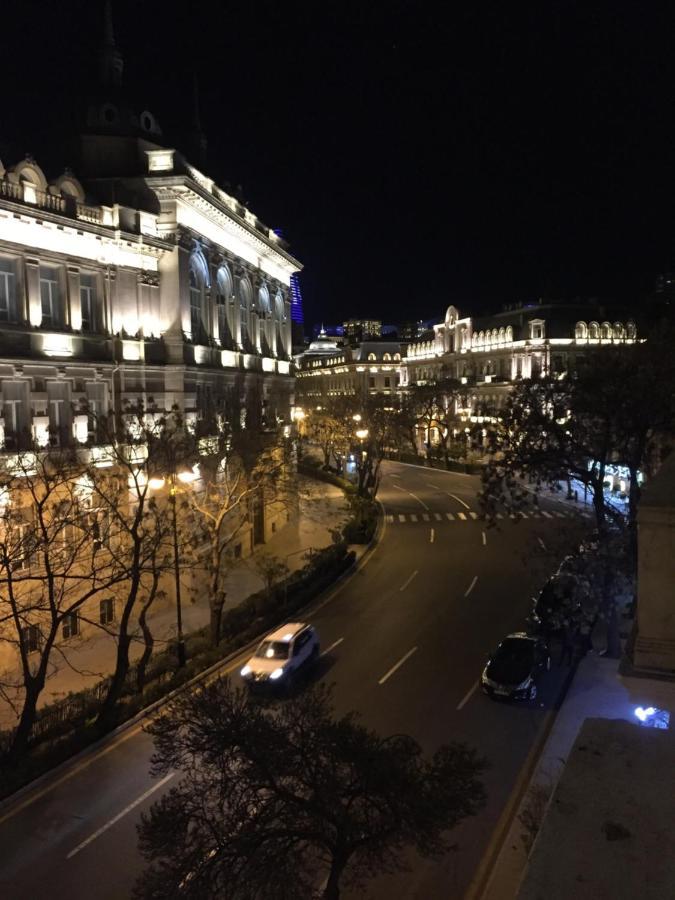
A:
0 8 300 453
403 302 638 417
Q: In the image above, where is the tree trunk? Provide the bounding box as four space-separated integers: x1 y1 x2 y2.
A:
210 593 226 646
96 631 133 731
322 854 347 900
5 676 43 764
136 579 160 693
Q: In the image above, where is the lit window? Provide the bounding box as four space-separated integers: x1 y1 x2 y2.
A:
0 257 17 322
80 274 96 332
39 266 61 328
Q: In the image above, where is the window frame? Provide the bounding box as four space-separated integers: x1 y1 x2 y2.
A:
62 612 80 640
99 597 115 625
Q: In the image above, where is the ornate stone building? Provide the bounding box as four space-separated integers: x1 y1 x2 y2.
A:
0 7 299 454
403 302 638 416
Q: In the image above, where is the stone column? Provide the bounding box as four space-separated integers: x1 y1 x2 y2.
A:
67 266 80 330
25 257 41 326
634 453 675 673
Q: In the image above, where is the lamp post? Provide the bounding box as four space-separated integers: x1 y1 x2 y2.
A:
149 465 199 668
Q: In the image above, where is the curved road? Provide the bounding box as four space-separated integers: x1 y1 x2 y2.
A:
0 462 584 899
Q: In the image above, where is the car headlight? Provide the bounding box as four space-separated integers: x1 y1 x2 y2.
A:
270 667 284 680
240 664 252 677
516 675 532 690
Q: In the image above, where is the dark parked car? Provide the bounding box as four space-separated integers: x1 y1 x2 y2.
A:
481 632 550 701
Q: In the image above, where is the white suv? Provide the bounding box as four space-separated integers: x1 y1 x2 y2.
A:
240 623 320 686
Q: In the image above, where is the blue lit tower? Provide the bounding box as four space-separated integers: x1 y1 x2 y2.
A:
290 272 304 326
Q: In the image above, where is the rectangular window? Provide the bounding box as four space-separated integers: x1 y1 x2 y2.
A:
62 613 79 640
47 381 72 447
0 257 17 322
22 624 40 654
80 274 96 332
99 598 115 625
39 266 61 328
368 377 375 389
2 380 31 450
384 377 391 388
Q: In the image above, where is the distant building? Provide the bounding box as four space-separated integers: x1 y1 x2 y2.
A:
403 302 638 416
342 319 382 343
296 341 402 399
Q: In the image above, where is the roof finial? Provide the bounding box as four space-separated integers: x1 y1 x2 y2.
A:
100 0 123 87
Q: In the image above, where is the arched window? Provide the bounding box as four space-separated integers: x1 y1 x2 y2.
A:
368 352 376 361
472 333 478 348
189 250 209 341
216 265 234 348
626 321 637 340
588 321 599 339
274 290 286 358
600 322 612 340
394 352 401 361
613 322 624 340
575 321 587 339
383 352 391 361
492 329 498 343
505 326 513 342
258 284 272 354
498 327 505 343
238 278 252 350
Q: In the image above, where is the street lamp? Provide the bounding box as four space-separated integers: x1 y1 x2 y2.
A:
149 466 199 668
352 413 362 423
355 428 369 441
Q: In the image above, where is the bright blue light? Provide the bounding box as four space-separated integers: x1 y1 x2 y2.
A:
290 273 304 325
634 706 670 729
634 706 656 722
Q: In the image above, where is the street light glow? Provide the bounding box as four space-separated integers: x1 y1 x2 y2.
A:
355 428 369 440
148 477 166 490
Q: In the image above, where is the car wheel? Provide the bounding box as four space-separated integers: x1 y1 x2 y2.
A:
529 683 538 701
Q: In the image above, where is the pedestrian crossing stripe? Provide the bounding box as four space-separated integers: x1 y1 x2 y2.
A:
384 510 575 525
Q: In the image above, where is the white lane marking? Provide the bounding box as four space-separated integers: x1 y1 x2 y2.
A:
320 637 344 657
434 512 442 521
457 512 467 521
448 492 471 509
538 537 547 551
378 646 418 685
399 570 419 592
422 513 430 522
542 511 553 519
496 513 504 519
520 511 529 519
482 530 487 546
457 680 479 710
66 773 175 859
398 514 405 522
430 528 435 544
426 481 441 490
389 474 400 479
555 511 566 518
410 514 418 522
464 575 478 597
392 483 430 510
446 512 455 521
469 511 479 520
386 514 394 524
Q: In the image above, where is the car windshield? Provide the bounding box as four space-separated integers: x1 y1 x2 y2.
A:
494 639 534 665
255 640 290 660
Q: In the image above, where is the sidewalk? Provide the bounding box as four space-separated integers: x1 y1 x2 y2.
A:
0 476 350 729
481 652 675 900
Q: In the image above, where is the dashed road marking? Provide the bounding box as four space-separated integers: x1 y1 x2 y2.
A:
399 570 419 592
542 511 553 519
469 511 479 520
430 528 435 543
410 514 418 522
448 492 471 509
66 773 175 859
457 512 467 521
457 680 479 710
321 637 344 657
398 514 405 522
378 646 418 685
422 513 430 522
434 512 443 521
464 575 478 597
482 531 487 546
446 512 455 521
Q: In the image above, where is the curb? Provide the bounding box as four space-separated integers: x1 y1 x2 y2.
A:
0 501 385 819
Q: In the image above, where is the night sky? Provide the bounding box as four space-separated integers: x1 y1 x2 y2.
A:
3 1 675 328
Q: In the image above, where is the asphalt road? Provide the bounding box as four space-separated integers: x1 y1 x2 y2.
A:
0 461 587 900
